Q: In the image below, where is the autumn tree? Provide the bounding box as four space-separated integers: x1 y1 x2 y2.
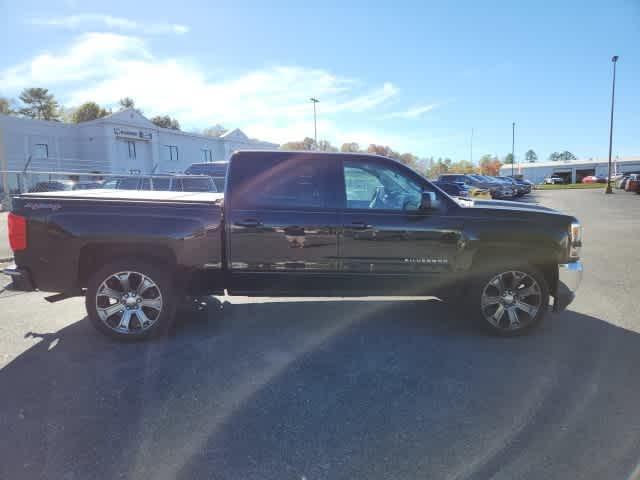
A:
317 139 338 152
18 88 59 120
0 97 12 115
280 137 315 151
340 142 360 153
479 154 502 176
151 115 181 130
71 102 110 123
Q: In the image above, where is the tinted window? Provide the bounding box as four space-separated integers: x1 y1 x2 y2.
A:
344 160 422 211
152 178 171 191
230 154 327 209
182 177 216 192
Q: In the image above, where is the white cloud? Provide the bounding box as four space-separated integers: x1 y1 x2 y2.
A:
0 33 406 147
29 14 189 35
383 104 436 119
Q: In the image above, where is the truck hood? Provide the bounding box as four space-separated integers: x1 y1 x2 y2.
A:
456 197 565 216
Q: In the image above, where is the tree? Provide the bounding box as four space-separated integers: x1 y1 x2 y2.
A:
504 153 514 164
0 97 12 115
317 139 338 152
367 144 400 160
548 152 561 161
479 154 502 176
399 152 418 168
559 151 576 161
18 88 59 120
150 115 180 130
525 149 537 163
118 97 136 110
340 142 360 153
71 102 110 123
202 124 228 137
448 160 476 174
280 137 315 151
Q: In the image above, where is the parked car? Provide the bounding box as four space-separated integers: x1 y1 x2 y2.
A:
471 175 515 199
581 175 606 184
496 176 529 196
28 180 77 192
438 173 510 199
185 161 229 191
432 181 470 197
544 175 565 185
624 174 640 192
102 175 217 192
4 150 582 340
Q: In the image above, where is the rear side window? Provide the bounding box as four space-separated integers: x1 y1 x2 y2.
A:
182 177 216 192
229 154 328 209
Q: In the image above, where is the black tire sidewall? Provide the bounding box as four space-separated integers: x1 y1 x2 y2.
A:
469 263 550 336
86 259 176 340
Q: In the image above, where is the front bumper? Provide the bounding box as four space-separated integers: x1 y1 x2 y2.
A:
553 261 583 312
2 263 36 291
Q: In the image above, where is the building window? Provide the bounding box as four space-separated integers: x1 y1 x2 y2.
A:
165 145 179 161
201 148 213 162
33 143 48 158
127 141 136 160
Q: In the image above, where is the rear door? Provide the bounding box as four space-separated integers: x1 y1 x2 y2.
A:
225 152 341 295
338 157 464 295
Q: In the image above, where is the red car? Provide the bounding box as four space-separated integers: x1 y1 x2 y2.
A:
581 175 606 184
624 174 640 192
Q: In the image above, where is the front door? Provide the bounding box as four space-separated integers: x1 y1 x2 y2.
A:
339 158 464 295
226 152 341 295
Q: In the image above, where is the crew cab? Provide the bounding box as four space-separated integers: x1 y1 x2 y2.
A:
4 151 583 340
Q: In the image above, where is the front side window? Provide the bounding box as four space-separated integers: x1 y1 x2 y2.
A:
343 160 423 211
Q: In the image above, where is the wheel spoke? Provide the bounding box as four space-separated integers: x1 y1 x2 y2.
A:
117 272 131 292
492 304 505 323
490 275 505 294
98 302 125 319
140 297 162 311
507 308 520 328
136 310 153 328
515 300 537 316
98 287 122 300
117 310 133 331
137 277 154 295
482 296 501 307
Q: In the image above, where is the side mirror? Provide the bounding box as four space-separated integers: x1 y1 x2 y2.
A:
420 191 436 210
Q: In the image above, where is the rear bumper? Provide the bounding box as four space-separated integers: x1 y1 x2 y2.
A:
553 261 583 312
2 263 36 291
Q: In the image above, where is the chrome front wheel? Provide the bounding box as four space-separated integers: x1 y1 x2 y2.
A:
476 267 549 335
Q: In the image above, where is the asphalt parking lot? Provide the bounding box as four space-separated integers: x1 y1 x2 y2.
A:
0 189 639 480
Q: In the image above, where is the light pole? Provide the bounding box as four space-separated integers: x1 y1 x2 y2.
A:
511 122 515 177
605 56 619 194
470 128 474 164
310 97 319 149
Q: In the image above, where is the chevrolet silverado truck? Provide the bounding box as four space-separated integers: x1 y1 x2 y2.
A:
4 151 583 340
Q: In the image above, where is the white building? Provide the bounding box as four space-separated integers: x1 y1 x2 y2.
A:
500 156 640 184
0 108 277 181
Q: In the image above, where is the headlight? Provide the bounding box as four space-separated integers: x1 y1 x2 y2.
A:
569 222 582 259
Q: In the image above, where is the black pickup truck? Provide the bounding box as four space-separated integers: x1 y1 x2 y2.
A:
4 151 582 340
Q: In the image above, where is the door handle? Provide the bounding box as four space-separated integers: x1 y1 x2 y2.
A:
235 218 262 228
350 221 372 230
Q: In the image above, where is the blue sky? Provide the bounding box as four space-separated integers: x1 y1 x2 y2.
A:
1 0 638 161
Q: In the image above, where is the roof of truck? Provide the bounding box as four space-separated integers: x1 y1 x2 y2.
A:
21 189 224 203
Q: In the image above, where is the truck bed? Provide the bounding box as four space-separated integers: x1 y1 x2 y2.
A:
21 189 223 204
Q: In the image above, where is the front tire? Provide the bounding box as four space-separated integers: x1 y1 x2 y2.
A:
86 259 176 340
469 263 549 336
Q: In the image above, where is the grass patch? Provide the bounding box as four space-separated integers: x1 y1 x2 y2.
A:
536 183 606 190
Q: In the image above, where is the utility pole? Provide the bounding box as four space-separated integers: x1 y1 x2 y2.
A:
511 122 515 177
310 97 319 149
605 56 619 194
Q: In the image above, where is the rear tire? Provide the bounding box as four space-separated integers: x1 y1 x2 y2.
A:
468 262 549 336
86 259 176 341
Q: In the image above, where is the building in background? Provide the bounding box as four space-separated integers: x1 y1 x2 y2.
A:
0 109 277 192
500 156 640 184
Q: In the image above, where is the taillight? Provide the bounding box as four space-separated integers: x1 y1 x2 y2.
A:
8 213 27 251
